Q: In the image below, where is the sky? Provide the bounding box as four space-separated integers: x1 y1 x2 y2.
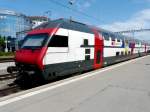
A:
0 0 150 40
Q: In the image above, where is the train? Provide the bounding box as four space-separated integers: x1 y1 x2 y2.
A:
7 18 150 87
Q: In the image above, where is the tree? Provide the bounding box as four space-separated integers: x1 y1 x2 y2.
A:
0 35 5 51
0 36 5 45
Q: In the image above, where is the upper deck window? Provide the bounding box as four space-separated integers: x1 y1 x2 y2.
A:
117 39 121 42
84 39 89 46
102 32 109 41
48 35 68 47
110 34 116 41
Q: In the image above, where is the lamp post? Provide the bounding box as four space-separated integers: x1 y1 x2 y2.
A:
68 0 75 21
5 37 8 52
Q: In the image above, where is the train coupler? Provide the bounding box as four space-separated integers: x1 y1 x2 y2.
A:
7 66 19 74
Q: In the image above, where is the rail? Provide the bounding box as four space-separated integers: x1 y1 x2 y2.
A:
0 58 14 63
0 84 21 97
0 73 17 81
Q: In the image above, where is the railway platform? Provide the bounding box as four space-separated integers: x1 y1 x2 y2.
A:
0 55 150 112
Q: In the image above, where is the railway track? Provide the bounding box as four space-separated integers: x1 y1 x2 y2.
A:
0 59 14 63
0 73 17 81
0 84 21 97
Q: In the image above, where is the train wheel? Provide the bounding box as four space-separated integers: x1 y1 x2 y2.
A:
14 72 32 89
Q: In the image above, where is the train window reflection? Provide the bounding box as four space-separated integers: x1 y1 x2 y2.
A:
48 35 68 47
21 34 48 49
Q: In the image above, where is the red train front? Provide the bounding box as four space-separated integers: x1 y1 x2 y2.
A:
14 28 59 87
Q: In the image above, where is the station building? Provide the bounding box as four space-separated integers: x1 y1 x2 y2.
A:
0 9 32 37
0 9 32 51
0 9 50 51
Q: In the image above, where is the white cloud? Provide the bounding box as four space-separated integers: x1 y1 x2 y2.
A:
83 1 91 8
101 9 150 40
76 0 94 11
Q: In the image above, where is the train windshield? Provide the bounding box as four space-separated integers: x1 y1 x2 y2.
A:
21 34 48 49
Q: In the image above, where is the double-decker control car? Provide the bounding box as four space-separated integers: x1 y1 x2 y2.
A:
7 18 150 87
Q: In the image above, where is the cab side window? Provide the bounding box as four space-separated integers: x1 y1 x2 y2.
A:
48 35 68 47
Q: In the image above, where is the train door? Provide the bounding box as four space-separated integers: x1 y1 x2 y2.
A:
145 44 147 53
93 29 104 69
130 43 135 55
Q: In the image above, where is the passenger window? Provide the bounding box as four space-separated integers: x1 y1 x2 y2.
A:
85 55 90 60
110 34 115 41
121 51 124 55
112 39 115 41
48 35 68 47
84 39 88 46
102 32 109 41
116 52 120 56
117 39 121 42
85 49 90 54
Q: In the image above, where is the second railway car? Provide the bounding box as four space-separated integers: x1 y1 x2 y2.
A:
9 18 150 86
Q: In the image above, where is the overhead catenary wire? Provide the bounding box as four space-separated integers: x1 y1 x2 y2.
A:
114 28 150 34
48 0 105 23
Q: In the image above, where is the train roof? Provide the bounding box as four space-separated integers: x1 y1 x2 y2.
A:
35 18 93 34
35 18 149 44
35 18 126 40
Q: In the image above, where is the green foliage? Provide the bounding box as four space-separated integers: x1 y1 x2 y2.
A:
0 35 5 46
0 51 14 56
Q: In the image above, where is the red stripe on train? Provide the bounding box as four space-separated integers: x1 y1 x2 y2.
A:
92 29 104 69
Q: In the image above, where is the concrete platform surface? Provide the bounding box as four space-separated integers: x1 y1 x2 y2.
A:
0 56 150 112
